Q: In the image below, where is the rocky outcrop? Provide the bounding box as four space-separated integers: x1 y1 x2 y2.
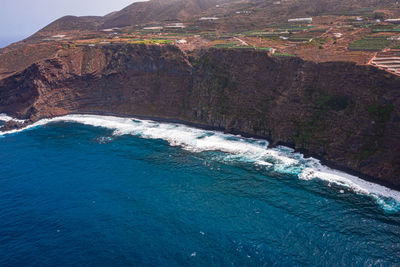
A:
1 44 399 188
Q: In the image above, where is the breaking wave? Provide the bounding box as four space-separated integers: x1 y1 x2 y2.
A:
1 114 399 212
0 113 26 124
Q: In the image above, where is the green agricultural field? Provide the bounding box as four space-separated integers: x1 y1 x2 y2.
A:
288 36 313 42
348 36 392 51
213 43 239 48
254 47 273 51
372 27 400 33
309 28 329 33
212 44 272 52
272 52 296 57
242 31 280 36
130 38 173 45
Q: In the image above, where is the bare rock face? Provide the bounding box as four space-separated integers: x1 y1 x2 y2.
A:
0 44 399 188
1 120 28 131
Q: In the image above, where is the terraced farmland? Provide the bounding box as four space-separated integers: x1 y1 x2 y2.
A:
348 36 392 51
372 26 400 33
371 51 400 75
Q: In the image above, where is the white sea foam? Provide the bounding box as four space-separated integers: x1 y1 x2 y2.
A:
0 113 26 123
1 113 399 211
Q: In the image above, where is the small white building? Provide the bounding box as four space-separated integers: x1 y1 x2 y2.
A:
288 17 312 23
388 36 400 41
333 33 343 38
176 39 187 44
385 18 400 23
165 23 185 28
51 35 66 39
199 17 219 21
143 26 163 30
235 11 251 14
101 28 120 32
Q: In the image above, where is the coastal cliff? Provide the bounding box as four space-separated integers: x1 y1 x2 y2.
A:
1 44 399 187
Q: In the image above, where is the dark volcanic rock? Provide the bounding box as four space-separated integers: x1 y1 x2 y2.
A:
1 119 31 132
1 44 399 188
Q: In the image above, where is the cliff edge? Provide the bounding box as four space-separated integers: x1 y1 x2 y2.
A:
1 44 399 187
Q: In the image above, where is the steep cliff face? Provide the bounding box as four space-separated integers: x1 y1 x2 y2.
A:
189 50 400 187
0 44 399 187
0 45 193 120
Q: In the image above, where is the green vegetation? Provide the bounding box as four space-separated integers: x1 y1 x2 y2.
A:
267 24 315 32
242 31 285 37
272 52 296 57
309 28 329 33
253 47 272 51
359 24 373 28
316 95 350 111
372 26 400 33
194 55 235 116
230 46 252 49
212 43 239 48
358 103 394 160
367 103 393 123
348 36 392 51
309 37 329 46
295 93 351 148
212 43 272 52
129 38 173 45
287 36 313 42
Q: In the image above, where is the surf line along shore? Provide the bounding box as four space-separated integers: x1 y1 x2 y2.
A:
1 112 400 208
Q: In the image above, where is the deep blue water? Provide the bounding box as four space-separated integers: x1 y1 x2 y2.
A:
0 118 399 266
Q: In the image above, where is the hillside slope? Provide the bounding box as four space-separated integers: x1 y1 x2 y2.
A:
32 0 399 36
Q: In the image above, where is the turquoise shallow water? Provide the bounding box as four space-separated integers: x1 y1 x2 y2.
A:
0 115 399 266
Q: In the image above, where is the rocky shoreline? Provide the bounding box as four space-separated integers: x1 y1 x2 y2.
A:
0 44 399 188
2 109 399 192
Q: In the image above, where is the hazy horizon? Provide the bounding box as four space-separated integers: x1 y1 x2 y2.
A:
0 0 142 48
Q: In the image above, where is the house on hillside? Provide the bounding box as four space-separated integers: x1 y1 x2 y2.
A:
165 23 185 28
288 17 312 23
143 26 163 30
199 17 219 21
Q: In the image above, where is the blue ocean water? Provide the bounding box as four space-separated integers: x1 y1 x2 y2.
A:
0 115 399 266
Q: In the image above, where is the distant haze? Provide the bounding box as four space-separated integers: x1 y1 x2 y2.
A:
0 0 142 47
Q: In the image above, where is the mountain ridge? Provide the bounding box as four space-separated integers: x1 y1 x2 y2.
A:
31 0 398 38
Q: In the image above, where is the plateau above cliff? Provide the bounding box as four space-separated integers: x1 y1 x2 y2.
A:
0 44 399 188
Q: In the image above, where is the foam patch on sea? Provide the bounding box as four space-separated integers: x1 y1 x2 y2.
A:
1 114 399 212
